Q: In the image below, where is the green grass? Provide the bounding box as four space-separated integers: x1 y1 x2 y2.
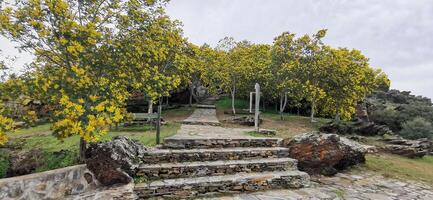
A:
216 96 249 110
261 112 330 127
10 123 52 138
162 106 194 119
332 189 345 199
0 149 10 178
362 154 433 186
1 122 181 176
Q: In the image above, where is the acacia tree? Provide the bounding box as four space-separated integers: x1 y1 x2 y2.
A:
270 32 305 119
117 2 188 105
0 0 159 161
320 47 390 121
215 37 240 115
197 44 224 96
0 53 38 145
0 60 13 145
294 30 328 122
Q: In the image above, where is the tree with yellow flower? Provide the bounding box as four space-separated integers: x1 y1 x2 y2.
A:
0 0 165 160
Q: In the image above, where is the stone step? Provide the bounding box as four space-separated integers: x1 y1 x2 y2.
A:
194 104 216 109
163 138 281 149
137 158 297 180
181 120 221 126
134 171 310 199
142 147 290 164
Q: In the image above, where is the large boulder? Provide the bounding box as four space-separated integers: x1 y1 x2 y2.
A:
320 120 393 136
382 137 432 158
85 136 148 186
283 132 366 176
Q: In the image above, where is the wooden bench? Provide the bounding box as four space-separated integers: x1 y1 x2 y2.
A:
129 113 158 125
123 113 166 129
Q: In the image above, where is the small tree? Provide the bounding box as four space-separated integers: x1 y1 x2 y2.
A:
294 30 328 122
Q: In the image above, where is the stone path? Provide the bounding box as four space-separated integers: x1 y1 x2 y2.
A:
199 171 433 200
182 109 221 126
170 124 254 139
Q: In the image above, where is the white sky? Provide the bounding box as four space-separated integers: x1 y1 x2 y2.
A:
166 0 433 99
1 0 433 99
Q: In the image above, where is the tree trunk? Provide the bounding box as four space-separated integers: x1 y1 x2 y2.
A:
231 85 236 116
335 112 341 122
310 100 316 123
279 93 284 120
189 85 193 107
279 92 288 120
156 97 162 145
166 96 169 107
79 137 86 163
148 100 153 113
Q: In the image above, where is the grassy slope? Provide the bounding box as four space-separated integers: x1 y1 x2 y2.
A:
362 154 433 186
0 107 190 177
216 96 330 138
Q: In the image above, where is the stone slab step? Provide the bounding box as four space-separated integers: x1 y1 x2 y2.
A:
194 104 216 109
134 171 310 199
163 138 281 149
142 147 290 163
181 120 221 126
137 158 297 180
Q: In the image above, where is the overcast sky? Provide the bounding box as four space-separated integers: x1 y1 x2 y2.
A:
166 0 433 99
1 0 432 99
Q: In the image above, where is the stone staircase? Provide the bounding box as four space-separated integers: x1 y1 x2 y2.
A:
134 138 310 199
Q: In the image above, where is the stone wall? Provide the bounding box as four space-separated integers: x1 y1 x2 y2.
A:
0 164 97 200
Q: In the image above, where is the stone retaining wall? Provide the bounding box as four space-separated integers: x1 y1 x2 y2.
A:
163 138 281 149
0 165 97 200
142 147 289 163
137 158 297 180
135 171 310 199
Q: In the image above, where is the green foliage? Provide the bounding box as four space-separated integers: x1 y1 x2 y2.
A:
216 96 249 110
400 117 433 139
0 149 10 178
368 89 433 139
1 122 180 175
36 150 79 172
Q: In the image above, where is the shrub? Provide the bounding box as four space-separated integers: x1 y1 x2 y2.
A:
370 106 401 131
0 149 10 178
399 117 433 139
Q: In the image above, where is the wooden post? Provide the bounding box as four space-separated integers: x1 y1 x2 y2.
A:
249 92 254 113
156 97 162 145
254 83 260 132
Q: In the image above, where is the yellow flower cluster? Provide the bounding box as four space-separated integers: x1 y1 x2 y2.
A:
22 110 38 126
0 115 14 145
52 94 125 142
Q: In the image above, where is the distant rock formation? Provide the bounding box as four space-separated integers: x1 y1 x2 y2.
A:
382 137 433 158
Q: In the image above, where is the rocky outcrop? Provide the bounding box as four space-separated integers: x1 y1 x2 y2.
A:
283 132 366 176
223 116 262 126
320 120 393 136
85 136 148 186
382 137 433 158
7 149 44 177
